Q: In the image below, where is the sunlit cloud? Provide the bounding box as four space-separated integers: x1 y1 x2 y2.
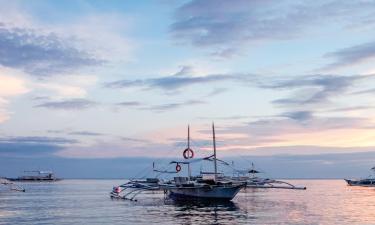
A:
34 75 98 98
0 67 29 123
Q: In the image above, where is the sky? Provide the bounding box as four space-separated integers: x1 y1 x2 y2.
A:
1 0 375 178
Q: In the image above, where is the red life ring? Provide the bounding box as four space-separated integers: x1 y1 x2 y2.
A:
114 186 121 193
176 164 181 172
183 148 194 159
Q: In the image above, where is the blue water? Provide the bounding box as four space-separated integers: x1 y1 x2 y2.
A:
1 180 375 224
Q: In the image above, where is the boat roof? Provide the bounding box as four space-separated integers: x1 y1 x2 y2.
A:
24 170 53 174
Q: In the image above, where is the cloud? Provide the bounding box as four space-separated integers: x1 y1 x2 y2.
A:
261 74 369 106
34 75 98 98
0 142 62 157
0 68 29 123
204 87 228 97
209 114 374 152
106 73 246 90
34 98 97 110
0 136 77 144
106 66 251 92
143 99 206 113
0 136 77 157
116 101 142 107
280 111 313 121
171 0 375 57
121 137 150 143
113 98 207 113
57 12 134 64
352 88 375 95
323 41 375 70
197 115 250 121
55 142 176 158
68 131 104 136
0 23 103 76
324 105 375 113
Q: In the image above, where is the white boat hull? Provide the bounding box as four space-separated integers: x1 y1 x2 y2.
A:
168 185 242 200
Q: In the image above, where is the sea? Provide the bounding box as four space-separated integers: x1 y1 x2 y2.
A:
1 179 375 225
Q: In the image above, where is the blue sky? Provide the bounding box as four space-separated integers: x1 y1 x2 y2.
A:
1 0 375 178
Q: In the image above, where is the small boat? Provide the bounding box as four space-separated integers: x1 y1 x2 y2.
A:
0 178 25 192
345 167 375 187
7 170 61 182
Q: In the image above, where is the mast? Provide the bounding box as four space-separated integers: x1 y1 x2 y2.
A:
188 125 190 149
212 123 218 181
187 125 191 179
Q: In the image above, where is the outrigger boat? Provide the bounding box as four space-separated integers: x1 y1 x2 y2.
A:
164 124 244 201
0 178 25 192
229 163 306 190
345 167 375 187
110 124 245 202
8 170 61 182
110 178 162 201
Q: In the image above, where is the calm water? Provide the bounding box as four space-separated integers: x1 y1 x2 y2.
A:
1 179 375 224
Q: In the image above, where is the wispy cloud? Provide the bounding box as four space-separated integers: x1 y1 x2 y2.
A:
324 105 375 113
171 0 375 57
116 101 143 107
0 136 77 144
106 73 248 91
34 98 97 110
0 23 103 76
280 110 313 121
197 115 250 121
0 136 77 157
68 131 104 136
351 88 375 95
143 99 206 113
260 74 370 106
113 98 207 113
323 41 375 70
106 66 252 92
121 137 150 143
204 87 228 97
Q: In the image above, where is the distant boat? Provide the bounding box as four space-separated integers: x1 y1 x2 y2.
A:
7 170 61 182
345 167 375 187
0 178 25 192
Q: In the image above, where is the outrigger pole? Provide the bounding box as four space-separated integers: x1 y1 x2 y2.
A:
212 122 218 181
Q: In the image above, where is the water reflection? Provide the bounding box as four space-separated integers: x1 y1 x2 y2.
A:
2 180 375 224
169 200 246 225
